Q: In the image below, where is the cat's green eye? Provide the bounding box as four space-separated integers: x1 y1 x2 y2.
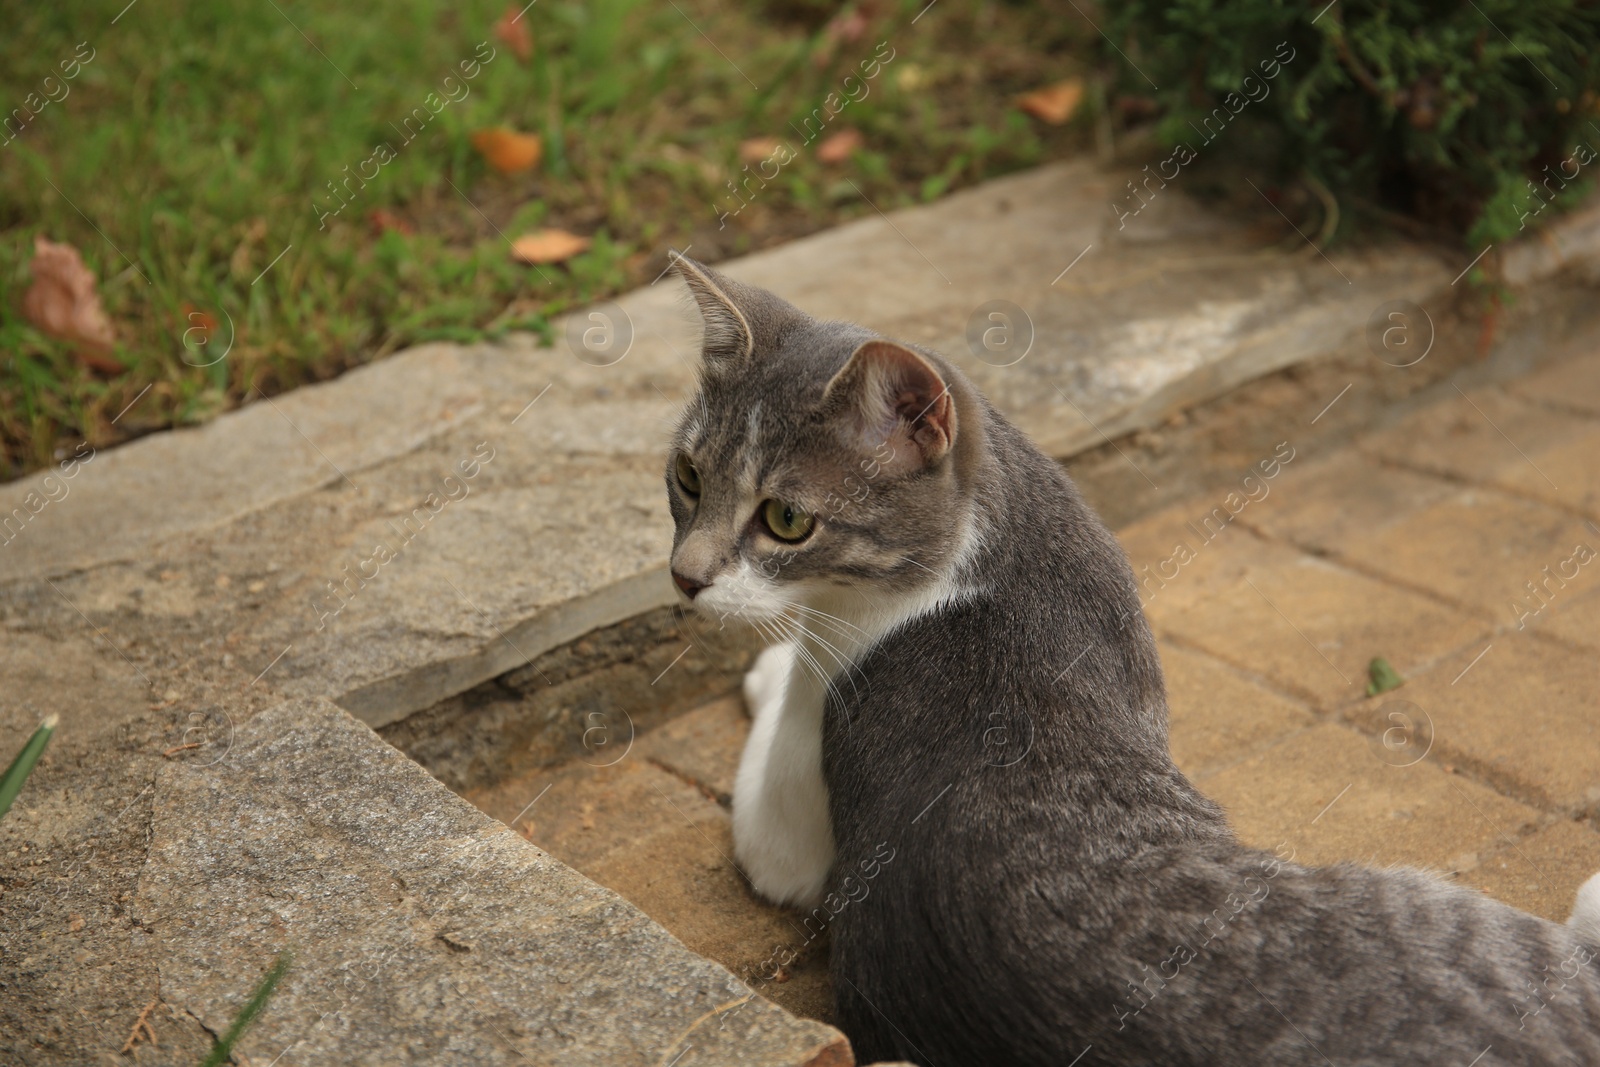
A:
762 499 815 542
675 454 702 496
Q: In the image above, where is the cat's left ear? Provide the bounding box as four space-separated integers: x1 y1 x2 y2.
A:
672 252 805 369
673 253 752 364
822 339 956 473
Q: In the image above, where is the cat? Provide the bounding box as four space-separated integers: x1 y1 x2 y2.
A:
663 254 1600 1066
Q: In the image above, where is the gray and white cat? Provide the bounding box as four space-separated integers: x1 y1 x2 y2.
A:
663 255 1600 1065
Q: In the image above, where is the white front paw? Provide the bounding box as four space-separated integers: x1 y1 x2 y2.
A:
733 793 834 909
742 640 794 722
731 655 834 908
1571 870 1600 946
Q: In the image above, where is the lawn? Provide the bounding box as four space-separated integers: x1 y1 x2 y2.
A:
0 0 1096 480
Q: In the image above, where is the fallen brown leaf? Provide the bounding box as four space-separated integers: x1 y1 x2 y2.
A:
739 136 784 165
179 302 218 342
470 128 543 174
816 128 864 165
493 4 533 63
21 236 122 373
368 208 415 236
511 229 591 264
1016 78 1085 125
1115 95 1161 121
813 7 870 67
825 8 868 45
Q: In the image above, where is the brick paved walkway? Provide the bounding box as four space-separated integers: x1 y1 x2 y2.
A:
467 347 1600 1027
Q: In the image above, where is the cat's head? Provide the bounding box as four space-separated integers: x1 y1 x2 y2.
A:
665 256 978 627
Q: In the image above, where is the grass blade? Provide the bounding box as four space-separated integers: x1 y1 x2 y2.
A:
199 951 292 1067
0 714 58 821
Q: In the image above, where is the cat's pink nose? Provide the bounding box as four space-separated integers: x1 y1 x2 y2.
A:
672 571 707 599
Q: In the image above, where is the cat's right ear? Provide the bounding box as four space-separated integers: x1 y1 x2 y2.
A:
672 253 755 366
822 339 956 475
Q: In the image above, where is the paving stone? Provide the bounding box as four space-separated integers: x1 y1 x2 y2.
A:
1359 387 1593 503
465 757 723 870
1160 642 1317 781
1479 422 1600 523
1202 722 1543 874
1465 819 1600 924
1118 513 1487 712
1237 449 1457 557
638 694 750 804
1114 497 1275 608
755 954 838 1033
136 698 848 1066
1334 486 1598 622
466 731 836 1023
1386 632 1600 814
1537 584 1600 654
1511 346 1600 417
584 822 817 1004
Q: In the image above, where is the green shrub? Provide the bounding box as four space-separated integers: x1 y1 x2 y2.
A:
1108 0 1600 246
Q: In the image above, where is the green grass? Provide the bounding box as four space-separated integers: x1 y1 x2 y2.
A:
0 714 56 821
1 0 1094 479
199 951 291 1067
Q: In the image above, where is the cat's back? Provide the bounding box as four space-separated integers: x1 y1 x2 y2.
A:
827 798 1600 1066
820 413 1600 1065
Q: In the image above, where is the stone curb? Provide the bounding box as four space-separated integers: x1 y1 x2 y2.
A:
136 696 849 1066
9 161 1596 729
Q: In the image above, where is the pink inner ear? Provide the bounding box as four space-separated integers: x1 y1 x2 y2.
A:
857 341 955 463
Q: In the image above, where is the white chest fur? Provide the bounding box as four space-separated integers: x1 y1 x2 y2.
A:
730 561 982 908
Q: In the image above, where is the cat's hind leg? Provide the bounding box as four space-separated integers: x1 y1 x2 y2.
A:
1569 871 1600 946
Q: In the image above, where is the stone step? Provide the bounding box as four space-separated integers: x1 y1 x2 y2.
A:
11 160 1592 735
136 698 850 1066
462 695 834 1023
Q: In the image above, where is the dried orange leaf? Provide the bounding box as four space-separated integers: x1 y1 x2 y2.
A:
493 4 533 63
22 235 122 373
179 302 218 340
738 136 784 165
1015 78 1085 125
812 8 869 68
824 8 868 45
511 229 591 264
368 208 414 236
470 128 543 174
816 128 864 165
